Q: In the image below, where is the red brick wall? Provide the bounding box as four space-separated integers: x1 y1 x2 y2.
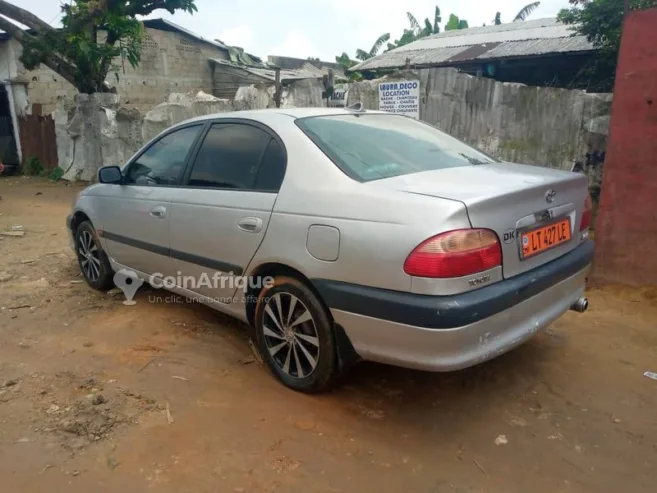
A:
594 8 657 285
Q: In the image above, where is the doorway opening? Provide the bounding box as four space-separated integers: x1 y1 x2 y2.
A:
0 84 20 173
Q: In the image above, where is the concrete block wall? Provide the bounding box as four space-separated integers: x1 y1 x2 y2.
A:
4 39 77 115
593 8 657 285
55 79 327 180
5 27 228 115
115 28 228 111
26 83 76 114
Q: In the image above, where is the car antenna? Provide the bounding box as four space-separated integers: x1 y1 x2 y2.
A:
346 102 365 112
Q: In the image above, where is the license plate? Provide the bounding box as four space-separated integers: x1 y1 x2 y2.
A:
521 218 572 259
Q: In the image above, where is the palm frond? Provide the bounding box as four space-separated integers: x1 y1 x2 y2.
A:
433 6 442 33
514 1 540 22
335 52 355 68
355 48 370 61
407 12 421 32
423 18 433 36
397 29 417 47
369 33 390 57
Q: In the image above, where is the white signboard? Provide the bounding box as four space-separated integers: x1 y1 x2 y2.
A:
378 80 420 119
328 85 348 107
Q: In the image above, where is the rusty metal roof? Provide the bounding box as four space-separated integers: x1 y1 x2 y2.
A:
352 18 594 71
210 59 327 83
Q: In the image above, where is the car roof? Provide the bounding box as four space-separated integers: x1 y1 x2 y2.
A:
180 107 390 126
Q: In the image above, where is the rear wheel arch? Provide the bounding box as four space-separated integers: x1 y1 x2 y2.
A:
74 219 114 290
245 262 328 326
71 211 92 234
246 262 360 374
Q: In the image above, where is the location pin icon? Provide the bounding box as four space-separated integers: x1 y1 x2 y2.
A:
113 269 144 305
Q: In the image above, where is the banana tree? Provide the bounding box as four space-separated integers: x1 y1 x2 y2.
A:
355 33 391 61
445 14 469 30
514 2 541 21
391 7 442 49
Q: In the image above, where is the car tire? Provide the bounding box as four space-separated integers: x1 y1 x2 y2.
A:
255 276 338 393
75 221 114 291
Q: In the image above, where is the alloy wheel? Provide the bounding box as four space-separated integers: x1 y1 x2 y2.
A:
262 292 320 379
78 230 102 283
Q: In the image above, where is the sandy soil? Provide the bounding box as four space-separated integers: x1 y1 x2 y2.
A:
0 177 656 493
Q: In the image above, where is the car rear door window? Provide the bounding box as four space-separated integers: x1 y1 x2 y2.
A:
187 123 271 190
254 138 286 192
125 125 201 186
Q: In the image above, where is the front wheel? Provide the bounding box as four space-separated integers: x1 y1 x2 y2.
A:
75 221 114 290
254 277 339 393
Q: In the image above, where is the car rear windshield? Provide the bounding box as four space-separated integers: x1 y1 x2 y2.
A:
296 114 498 182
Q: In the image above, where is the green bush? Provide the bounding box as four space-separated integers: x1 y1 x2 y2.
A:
25 156 45 176
48 167 64 181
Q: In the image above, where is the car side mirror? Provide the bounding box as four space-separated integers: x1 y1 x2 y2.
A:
98 166 123 185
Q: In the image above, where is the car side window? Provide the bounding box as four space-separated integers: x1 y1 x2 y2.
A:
125 125 201 186
254 138 286 192
187 123 271 190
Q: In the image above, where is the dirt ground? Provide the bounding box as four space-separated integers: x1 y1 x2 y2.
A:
0 177 655 493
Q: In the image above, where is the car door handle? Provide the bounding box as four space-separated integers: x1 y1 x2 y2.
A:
150 206 167 218
238 217 263 233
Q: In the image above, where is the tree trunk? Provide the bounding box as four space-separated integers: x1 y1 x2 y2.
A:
0 0 55 33
0 17 80 90
0 1 117 95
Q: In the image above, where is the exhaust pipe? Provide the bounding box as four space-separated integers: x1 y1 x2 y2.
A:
570 297 589 313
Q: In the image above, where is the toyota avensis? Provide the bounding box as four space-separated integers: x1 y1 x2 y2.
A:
67 107 594 392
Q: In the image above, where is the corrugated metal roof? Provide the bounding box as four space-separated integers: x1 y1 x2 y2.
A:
394 18 577 51
477 36 593 59
210 59 325 83
243 66 324 82
352 17 594 71
300 62 347 81
142 18 229 51
357 46 467 69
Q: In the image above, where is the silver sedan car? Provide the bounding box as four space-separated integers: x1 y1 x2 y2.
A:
67 107 594 392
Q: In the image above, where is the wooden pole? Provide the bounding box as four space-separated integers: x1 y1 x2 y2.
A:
274 68 282 108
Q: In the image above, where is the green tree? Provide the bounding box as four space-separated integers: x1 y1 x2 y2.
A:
445 14 469 30
494 12 502 25
336 32 390 80
0 0 198 94
335 53 362 81
391 27 418 48
391 7 442 49
432 6 442 33
558 0 657 90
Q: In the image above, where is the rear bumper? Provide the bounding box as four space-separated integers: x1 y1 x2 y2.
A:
314 240 594 371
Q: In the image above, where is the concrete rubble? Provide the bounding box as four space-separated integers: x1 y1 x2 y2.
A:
54 77 327 180
54 93 128 182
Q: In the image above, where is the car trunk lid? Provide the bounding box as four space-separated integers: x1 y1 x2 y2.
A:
366 162 588 279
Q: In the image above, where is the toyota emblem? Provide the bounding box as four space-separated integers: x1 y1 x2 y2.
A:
545 189 556 203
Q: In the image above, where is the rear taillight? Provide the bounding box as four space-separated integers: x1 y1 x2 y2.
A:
580 194 593 231
403 229 502 278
